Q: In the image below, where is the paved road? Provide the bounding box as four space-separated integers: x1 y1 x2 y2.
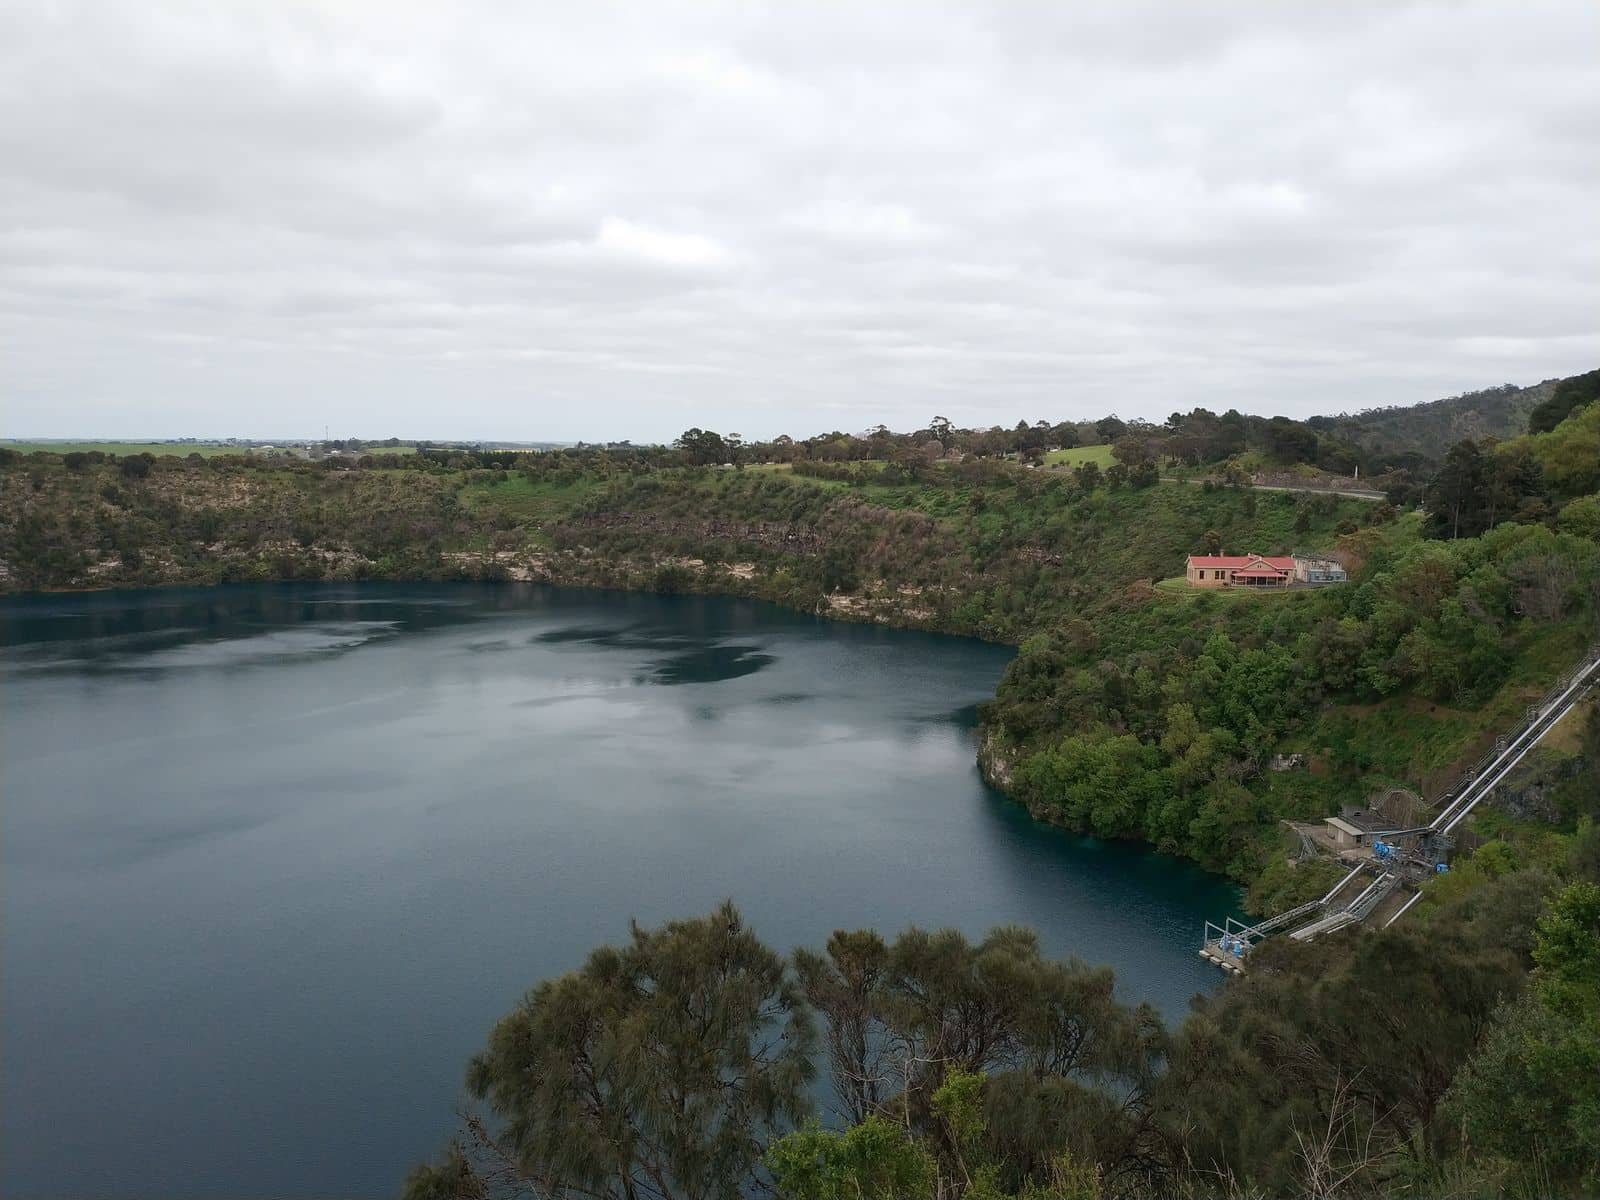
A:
1161 477 1387 502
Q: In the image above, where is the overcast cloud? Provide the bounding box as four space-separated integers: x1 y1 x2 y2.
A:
2 1 1597 442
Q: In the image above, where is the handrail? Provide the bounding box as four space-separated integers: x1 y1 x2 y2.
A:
1429 647 1600 833
1233 862 1369 941
1203 644 1600 960
1349 871 1399 918
1435 663 1582 810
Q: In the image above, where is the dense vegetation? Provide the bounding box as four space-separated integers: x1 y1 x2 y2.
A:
4 368 1598 1196
1316 377 1561 468
987 518 1598 885
0 437 1374 632
405 827 1600 1198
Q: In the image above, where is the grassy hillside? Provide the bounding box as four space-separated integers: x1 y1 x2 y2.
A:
1042 443 1114 468
0 451 1374 635
547 466 1376 641
1 440 251 457
983 513 1598 888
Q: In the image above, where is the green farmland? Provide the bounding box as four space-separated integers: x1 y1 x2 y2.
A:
1042 443 1114 468
3 441 253 457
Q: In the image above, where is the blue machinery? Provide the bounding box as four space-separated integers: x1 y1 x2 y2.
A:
1201 646 1600 973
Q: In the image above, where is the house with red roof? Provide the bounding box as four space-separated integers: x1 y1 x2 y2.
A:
1185 553 1296 589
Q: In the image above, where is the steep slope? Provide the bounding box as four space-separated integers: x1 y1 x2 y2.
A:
1319 377 1559 466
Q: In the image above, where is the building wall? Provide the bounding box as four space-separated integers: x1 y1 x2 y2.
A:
1293 558 1348 584
1187 561 1298 588
1186 564 1229 588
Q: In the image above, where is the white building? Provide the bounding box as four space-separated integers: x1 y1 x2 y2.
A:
1293 557 1348 585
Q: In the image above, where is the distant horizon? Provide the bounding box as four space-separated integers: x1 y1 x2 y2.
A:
0 364 1579 447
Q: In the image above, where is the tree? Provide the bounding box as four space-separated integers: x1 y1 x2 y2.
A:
1528 366 1600 434
1525 397 1600 500
1446 882 1600 1189
1426 440 1487 539
1016 732 1172 839
1093 416 1126 443
1201 530 1222 556
1481 442 1547 530
1110 436 1152 469
793 930 892 1125
765 1117 933 1200
1263 417 1317 464
675 428 729 466
410 903 816 1200
796 924 1160 1123
1165 919 1525 1195
794 924 1161 1195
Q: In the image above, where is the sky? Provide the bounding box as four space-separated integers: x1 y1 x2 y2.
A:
2 1 1597 443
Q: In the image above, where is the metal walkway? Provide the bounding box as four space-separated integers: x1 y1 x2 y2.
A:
1425 646 1600 837
1201 644 1600 971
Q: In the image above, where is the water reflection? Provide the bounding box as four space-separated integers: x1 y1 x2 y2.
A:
649 644 777 685
0 583 1240 1200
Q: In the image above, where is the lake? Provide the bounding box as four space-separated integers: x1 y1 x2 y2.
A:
0 583 1240 1198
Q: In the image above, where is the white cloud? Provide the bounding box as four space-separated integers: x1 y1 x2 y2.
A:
0 0 1596 440
784 199 945 244
594 218 736 270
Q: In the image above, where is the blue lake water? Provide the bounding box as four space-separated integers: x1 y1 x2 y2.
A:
0 583 1239 1198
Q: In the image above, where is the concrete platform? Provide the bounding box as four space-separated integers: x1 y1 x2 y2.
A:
1200 943 1247 974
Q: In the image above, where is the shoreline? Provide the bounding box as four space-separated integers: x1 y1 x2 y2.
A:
1 573 1260 914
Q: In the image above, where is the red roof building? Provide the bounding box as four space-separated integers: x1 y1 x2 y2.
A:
1186 554 1295 589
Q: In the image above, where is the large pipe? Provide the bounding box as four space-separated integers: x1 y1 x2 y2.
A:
1345 874 1387 913
1384 890 1425 927
1235 862 1369 942
1433 654 1600 834
1321 862 1367 904
1434 661 1595 830
1441 659 1600 835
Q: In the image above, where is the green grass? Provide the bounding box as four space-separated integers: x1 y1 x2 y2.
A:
1043 444 1114 468
1153 574 1298 601
457 475 601 527
4 440 419 457
3 440 249 457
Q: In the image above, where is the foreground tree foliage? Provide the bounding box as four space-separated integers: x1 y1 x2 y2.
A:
793 925 1164 1192
1446 881 1600 1190
407 839 1600 1198
405 903 815 1200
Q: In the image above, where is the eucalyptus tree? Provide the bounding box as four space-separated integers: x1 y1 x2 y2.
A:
793 924 1164 1189
406 902 815 1200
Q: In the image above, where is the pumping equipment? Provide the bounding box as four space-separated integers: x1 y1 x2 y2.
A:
1199 643 1600 969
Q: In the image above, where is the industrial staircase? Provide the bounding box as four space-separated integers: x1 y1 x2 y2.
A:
1201 643 1600 972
